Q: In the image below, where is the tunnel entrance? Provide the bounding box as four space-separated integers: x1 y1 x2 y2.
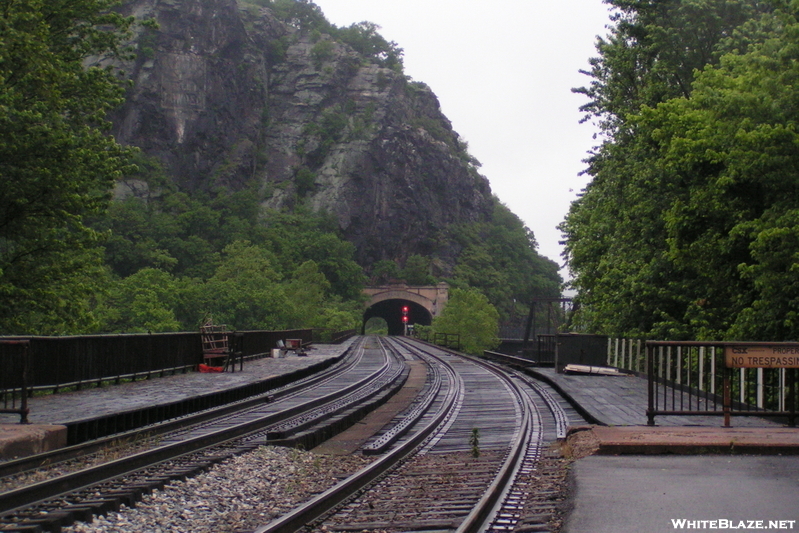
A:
363 299 433 336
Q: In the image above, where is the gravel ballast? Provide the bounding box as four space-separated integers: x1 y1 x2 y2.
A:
62 446 373 533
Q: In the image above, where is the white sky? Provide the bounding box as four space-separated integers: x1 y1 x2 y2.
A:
315 0 612 279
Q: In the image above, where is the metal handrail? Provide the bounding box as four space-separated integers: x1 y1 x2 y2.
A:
0 340 30 424
646 341 798 426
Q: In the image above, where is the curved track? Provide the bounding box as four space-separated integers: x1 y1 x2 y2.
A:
1 336 582 533
254 337 575 533
0 337 405 530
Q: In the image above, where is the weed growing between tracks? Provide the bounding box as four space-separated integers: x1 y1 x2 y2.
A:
524 433 600 533
470 427 480 458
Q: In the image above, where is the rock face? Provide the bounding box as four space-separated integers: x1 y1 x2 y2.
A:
111 0 494 267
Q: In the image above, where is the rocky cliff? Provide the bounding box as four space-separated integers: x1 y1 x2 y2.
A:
110 0 494 269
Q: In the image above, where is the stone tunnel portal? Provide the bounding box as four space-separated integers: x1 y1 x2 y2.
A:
363 299 433 336
362 283 448 336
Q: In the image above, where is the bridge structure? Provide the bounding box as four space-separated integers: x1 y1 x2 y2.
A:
362 283 449 335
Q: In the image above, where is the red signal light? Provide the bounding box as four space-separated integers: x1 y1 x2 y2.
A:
402 315 409 323
402 306 409 315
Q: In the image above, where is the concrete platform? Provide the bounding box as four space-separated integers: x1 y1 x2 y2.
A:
0 424 67 460
0 342 352 459
531 364 798 455
567 425 799 455
563 455 799 533
16 346 348 427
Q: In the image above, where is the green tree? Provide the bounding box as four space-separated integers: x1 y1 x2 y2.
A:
336 21 404 71
0 0 135 333
314 301 362 338
101 268 181 333
432 288 499 355
266 0 331 32
575 0 763 132
258 210 366 300
635 5 799 340
371 259 399 284
401 254 435 285
452 199 561 322
284 260 330 328
201 241 288 330
564 1 799 341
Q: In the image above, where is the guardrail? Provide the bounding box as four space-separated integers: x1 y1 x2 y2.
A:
329 329 357 344
409 330 461 351
516 334 556 365
0 329 312 408
433 333 461 351
0 340 30 423
646 341 798 426
608 338 644 372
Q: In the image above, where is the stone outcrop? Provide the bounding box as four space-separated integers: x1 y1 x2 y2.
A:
111 0 494 267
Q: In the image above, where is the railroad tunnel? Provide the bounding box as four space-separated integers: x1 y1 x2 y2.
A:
362 283 448 336
363 299 433 336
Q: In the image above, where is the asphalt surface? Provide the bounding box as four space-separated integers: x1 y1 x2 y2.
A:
564 455 799 533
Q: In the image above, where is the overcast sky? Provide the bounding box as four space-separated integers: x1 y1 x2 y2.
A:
314 0 613 280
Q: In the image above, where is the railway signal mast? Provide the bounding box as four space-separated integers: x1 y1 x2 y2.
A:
401 305 409 335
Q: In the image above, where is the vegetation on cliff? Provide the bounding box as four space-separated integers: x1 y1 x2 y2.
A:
97 161 366 334
246 0 404 71
1 0 561 336
563 0 799 341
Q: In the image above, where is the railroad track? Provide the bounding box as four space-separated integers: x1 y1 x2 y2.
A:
0 337 406 532
2 336 582 533
252 337 576 533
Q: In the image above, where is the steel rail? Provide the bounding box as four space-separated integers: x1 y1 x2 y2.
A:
397 338 559 533
252 337 460 533
398 338 537 533
256 337 535 533
454 366 531 533
0 337 401 519
362 341 444 454
518 372 570 440
0 342 358 480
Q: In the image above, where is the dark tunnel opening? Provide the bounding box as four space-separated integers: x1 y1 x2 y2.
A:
362 299 433 336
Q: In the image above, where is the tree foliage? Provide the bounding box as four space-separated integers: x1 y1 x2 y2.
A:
564 0 799 341
0 0 135 334
95 175 367 332
451 199 562 322
335 21 403 71
250 0 403 70
400 255 436 286
575 0 763 132
432 288 500 355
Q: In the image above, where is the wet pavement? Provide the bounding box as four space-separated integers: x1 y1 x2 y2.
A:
19 345 348 426
564 455 799 533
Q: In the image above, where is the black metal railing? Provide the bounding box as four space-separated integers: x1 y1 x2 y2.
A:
433 332 461 351
0 340 30 423
330 329 357 344
647 341 798 426
0 329 312 403
536 334 556 365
